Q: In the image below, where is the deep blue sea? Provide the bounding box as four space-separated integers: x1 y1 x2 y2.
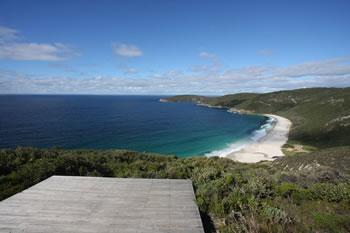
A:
0 95 269 158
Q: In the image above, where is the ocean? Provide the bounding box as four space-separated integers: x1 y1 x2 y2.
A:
0 95 271 158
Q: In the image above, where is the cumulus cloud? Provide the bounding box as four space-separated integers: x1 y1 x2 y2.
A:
199 51 221 64
221 66 271 81
0 26 20 44
163 70 183 78
0 70 31 79
0 26 79 61
1 57 350 95
151 74 162 78
151 70 183 79
199 52 216 60
192 51 222 72
124 68 138 74
188 65 211 72
272 57 350 77
189 64 222 73
258 49 275 55
117 63 139 74
112 43 143 57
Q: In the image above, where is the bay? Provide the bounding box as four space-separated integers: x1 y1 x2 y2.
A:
0 95 266 158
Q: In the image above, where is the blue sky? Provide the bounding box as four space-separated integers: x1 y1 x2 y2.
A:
0 0 349 94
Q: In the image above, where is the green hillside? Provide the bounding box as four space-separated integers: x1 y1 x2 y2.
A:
164 87 350 148
204 93 260 107
161 94 208 102
236 88 350 147
164 93 259 107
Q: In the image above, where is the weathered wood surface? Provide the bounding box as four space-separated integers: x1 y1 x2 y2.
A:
0 176 204 233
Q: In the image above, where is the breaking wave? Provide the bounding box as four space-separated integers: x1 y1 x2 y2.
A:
205 116 275 158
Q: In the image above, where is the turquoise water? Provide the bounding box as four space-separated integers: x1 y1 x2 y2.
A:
0 95 268 158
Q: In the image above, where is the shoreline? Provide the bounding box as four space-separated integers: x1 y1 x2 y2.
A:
225 114 292 163
160 99 292 162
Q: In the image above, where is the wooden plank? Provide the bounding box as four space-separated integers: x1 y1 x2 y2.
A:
0 176 204 233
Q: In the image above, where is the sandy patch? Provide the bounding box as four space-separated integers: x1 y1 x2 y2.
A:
226 114 292 163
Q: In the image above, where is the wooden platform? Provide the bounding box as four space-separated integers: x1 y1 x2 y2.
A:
0 176 204 233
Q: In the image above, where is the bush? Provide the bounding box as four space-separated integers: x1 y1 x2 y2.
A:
310 183 350 202
291 188 313 204
262 206 292 225
275 182 299 197
312 211 344 233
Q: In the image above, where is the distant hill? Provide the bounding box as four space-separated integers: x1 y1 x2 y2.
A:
160 94 207 103
163 93 259 107
164 87 350 148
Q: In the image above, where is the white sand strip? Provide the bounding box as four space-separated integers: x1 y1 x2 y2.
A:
226 114 292 163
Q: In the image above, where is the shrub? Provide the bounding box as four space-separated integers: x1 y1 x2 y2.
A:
196 196 208 213
275 182 299 197
262 206 292 225
192 167 221 184
310 183 350 202
312 211 344 233
291 188 313 204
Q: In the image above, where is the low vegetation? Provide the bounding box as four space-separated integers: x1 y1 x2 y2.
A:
1 146 350 233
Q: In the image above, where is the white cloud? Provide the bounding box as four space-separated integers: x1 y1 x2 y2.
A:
199 52 216 60
151 74 162 78
188 65 211 72
117 63 139 74
0 70 32 79
199 52 222 69
151 70 183 79
124 68 138 74
163 70 183 78
196 51 222 72
258 49 275 55
112 43 143 57
272 57 350 77
188 64 222 73
200 51 221 64
0 26 20 44
0 26 79 61
1 57 350 95
0 43 78 61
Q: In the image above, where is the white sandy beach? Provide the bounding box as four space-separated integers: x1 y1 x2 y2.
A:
226 114 292 163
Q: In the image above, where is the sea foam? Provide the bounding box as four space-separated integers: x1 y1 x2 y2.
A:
205 116 275 158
